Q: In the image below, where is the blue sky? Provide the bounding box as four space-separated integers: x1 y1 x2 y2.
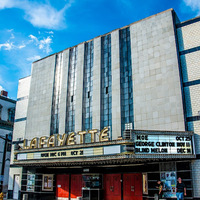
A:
0 0 200 100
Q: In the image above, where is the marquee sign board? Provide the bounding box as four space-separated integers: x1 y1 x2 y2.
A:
14 143 133 162
135 134 193 155
14 128 195 164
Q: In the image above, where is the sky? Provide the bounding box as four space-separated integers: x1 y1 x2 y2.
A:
0 0 200 100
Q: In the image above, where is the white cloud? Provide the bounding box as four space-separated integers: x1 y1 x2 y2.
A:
7 29 14 32
18 44 26 49
26 55 41 62
0 30 25 51
28 34 53 53
183 0 200 15
25 4 67 30
46 31 54 34
0 85 4 91
0 0 75 30
0 41 26 51
0 42 13 50
1 30 53 53
29 34 38 42
0 0 17 9
39 37 52 53
10 33 15 39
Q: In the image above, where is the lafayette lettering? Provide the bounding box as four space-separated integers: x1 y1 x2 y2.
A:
23 127 109 149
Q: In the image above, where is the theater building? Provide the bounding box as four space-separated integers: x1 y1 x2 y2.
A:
0 91 15 193
8 9 200 200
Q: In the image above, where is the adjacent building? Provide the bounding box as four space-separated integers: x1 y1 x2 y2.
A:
8 9 200 200
0 91 15 194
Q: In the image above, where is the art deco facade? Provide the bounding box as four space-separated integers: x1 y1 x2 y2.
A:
8 9 200 200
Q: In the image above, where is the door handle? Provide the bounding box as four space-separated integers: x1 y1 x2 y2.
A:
131 186 134 192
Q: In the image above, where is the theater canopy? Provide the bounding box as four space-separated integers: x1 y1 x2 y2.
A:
13 129 195 167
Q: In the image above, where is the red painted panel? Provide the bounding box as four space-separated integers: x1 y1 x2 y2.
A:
123 174 132 198
56 174 69 198
134 173 143 198
123 173 142 200
104 174 112 198
113 174 121 197
71 174 83 198
104 174 121 200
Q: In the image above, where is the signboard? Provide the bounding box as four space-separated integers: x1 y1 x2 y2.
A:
23 127 109 149
14 130 194 164
142 173 148 194
27 174 35 192
16 145 122 161
161 171 176 198
135 135 193 154
42 174 53 191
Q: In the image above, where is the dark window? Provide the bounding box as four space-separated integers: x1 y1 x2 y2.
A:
106 87 108 94
8 107 15 122
0 104 2 120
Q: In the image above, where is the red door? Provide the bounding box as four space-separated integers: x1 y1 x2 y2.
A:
104 174 121 200
56 174 69 198
123 173 143 200
71 174 83 199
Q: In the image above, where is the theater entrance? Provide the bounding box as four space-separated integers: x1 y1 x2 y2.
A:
103 173 142 200
104 174 121 200
123 173 143 200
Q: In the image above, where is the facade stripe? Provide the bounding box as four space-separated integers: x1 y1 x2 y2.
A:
187 116 200 122
180 46 200 55
176 17 200 28
183 79 200 87
17 96 28 101
14 117 27 122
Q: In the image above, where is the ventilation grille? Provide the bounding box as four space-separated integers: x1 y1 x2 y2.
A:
123 129 133 140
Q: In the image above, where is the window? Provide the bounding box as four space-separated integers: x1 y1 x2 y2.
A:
8 107 15 122
42 174 53 191
106 87 108 94
27 174 35 192
101 34 112 134
119 27 134 134
82 41 93 133
0 104 2 120
66 47 78 133
50 53 63 135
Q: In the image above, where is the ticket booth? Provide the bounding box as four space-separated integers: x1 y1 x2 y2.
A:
82 174 103 200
